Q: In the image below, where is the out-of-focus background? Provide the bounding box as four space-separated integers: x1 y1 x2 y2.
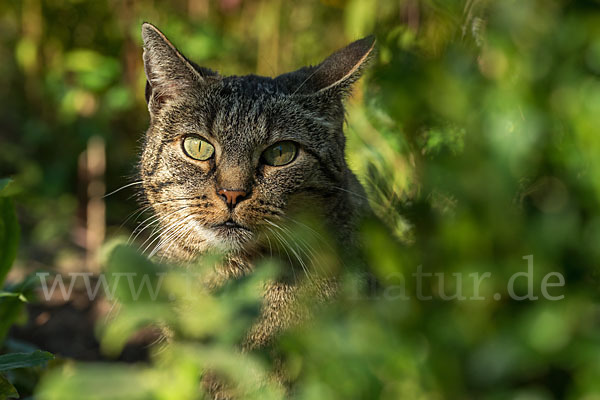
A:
2 0 600 399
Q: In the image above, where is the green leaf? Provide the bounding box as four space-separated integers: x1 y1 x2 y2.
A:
0 274 43 345
0 196 19 287
0 351 54 372
0 298 26 346
105 244 167 304
0 179 11 195
0 292 28 302
0 373 18 399
37 364 169 400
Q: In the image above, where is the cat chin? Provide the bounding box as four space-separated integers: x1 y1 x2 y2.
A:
194 223 255 254
209 240 249 254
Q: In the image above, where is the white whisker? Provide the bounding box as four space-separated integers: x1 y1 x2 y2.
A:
103 181 143 199
145 214 194 257
151 215 196 258
265 220 315 285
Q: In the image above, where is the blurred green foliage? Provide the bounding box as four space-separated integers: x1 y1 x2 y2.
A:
1 0 600 398
0 179 20 286
38 243 286 400
0 178 55 399
0 179 27 346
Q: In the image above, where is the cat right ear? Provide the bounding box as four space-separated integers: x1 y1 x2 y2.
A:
141 23 208 113
311 35 376 95
279 35 376 97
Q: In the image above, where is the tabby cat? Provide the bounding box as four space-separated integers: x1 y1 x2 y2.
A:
139 23 374 351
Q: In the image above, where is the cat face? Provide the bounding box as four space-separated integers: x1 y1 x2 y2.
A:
139 23 374 259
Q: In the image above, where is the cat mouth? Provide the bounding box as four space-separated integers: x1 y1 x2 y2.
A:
210 219 254 250
213 219 252 233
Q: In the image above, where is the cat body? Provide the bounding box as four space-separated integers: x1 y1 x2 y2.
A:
139 23 374 350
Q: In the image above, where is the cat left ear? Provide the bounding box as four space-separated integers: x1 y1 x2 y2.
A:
281 35 376 97
141 23 210 113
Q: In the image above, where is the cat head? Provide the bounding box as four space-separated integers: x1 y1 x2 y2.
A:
139 23 374 258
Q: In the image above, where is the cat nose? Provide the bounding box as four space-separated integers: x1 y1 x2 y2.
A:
217 189 248 209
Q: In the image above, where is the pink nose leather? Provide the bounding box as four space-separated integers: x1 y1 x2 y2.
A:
217 189 247 207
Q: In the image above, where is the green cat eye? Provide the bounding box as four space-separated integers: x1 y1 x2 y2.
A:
262 141 298 167
182 136 215 161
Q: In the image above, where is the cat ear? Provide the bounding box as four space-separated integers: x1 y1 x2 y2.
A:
141 23 211 112
280 35 376 97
